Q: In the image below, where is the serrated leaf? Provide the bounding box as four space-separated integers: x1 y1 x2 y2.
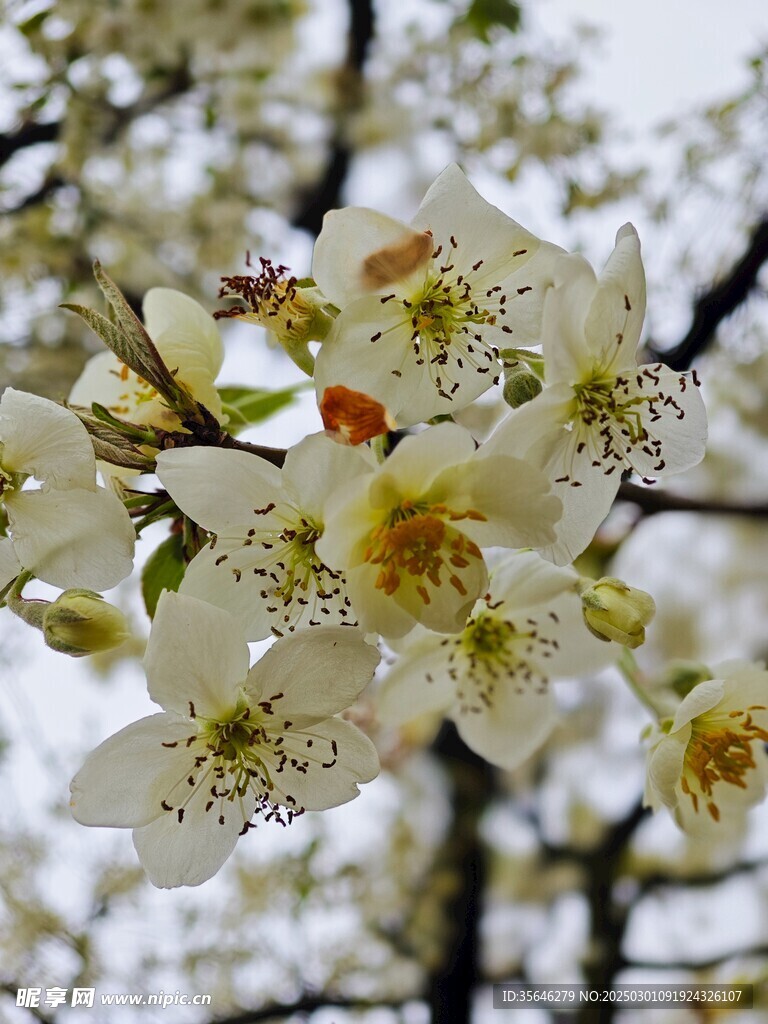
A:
61 303 135 366
92 262 199 418
219 383 307 431
141 533 187 618
90 437 153 470
68 404 155 464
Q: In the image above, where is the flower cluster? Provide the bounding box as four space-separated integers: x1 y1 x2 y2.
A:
0 162 727 890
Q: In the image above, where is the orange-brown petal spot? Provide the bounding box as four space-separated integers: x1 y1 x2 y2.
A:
320 385 396 446
360 230 433 291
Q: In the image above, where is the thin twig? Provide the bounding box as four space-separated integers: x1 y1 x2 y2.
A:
646 216 768 371
210 994 414 1024
617 482 768 518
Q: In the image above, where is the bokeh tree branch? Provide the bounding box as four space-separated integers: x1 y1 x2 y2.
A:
646 215 768 371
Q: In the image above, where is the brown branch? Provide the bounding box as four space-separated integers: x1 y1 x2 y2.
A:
646 216 768 371
426 724 495 1024
1 173 67 215
292 0 375 235
211 995 412 1024
0 984 56 1024
1 64 192 215
577 801 648 1024
155 426 287 467
617 481 768 518
637 857 768 896
0 120 60 169
629 945 768 972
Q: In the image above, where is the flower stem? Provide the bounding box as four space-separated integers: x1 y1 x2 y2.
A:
617 647 664 718
5 572 48 631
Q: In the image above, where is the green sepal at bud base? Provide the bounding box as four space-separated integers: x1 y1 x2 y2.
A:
578 576 656 648
499 347 546 381
42 589 130 657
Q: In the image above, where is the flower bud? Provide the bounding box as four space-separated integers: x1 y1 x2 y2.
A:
502 366 543 408
579 577 655 648
43 590 130 657
658 660 713 699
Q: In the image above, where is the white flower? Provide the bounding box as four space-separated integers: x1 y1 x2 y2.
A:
312 164 564 427
155 433 375 640
378 550 614 768
70 592 380 888
484 225 707 564
0 388 135 591
645 661 768 834
315 422 562 638
69 288 225 429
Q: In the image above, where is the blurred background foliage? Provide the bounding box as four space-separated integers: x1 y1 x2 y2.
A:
2 1 768 1023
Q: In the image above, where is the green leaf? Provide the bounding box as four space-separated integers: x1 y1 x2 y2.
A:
219 383 308 432
141 533 187 619
93 262 197 412
460 0 521 41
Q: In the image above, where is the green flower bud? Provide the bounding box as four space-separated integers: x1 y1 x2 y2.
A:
43 590 130 658
579 577 655 648
502 367 543 408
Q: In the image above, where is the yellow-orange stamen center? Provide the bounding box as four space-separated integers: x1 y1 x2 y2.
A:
682 706 768 821
363 501 485 603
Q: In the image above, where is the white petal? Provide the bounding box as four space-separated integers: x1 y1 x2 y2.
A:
266 716 379 811
0 537 22 590
438 453 561 551
482 384 576 461
719 666 768 713
316 473 383 569
542 461 620 566
178 539 278 640
144 289 224 420
584 224 646 374
646 728 690 810
145 592 249 718
670 678 725 733
0 388 96 489
133 786 256 888
623 366 707 477
143 288 223 376
312 206 423 307
377 639 455 726
69 351 138 417
281 432 375 519
382 422 478 494
453 676 558 770
156 447 282 532
245 626 379 717
69 349 180 431
70 714 196 828
538 590 617 677
7 487 135 590
344 562 418 639
412 164 549 284
488 550 577 613
539 255 599 385
313 298 427 423
483 389 620 564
